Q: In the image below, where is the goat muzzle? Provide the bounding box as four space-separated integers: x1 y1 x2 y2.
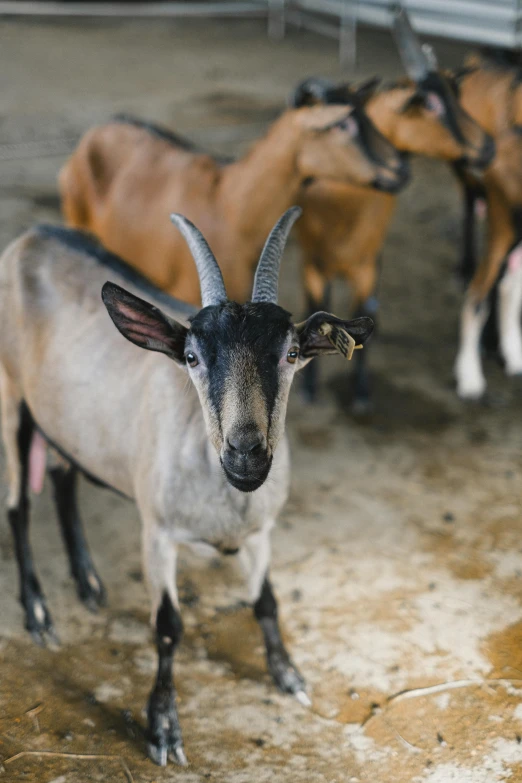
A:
372 156 410 194
221 432 272 492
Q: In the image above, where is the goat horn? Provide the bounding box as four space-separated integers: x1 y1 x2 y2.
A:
251 206 302 304
170 214 227 307
391 4 432 82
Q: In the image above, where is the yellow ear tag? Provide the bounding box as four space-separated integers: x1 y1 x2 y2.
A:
318 322 363 361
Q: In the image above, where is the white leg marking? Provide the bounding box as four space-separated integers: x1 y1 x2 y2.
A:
142 525 179 624
455 295 489 399
499 246 522 376
239 527 272 602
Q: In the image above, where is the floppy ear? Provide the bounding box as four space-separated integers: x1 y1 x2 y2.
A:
296 313 374 361
101 282 188 363
289 77 335 108
355 76 381 105
398 90 425 114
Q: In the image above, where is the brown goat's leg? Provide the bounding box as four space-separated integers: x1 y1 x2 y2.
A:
351 262 380 416
456 183 515 398
50 465 107 612
301 265 330 402
352 295 379 416
453 165 484 286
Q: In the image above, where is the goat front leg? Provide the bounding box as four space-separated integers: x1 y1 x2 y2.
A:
142 526 186 767
240 529 309 705
455 295 490 399
498 243 522 376
351 261 379 416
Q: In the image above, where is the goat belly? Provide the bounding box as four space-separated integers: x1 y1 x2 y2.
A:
28 430 47 494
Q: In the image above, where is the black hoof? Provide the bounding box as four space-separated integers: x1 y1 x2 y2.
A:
267 649 306 697
24 596 60 647
75 568 107 612
147 689 186 767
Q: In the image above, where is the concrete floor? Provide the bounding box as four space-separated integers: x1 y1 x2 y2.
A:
1 13 522 783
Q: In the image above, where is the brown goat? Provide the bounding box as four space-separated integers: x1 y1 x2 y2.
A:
448 53 522 397
454 127 522 397
60 102 407 307
452 53 522 283
292 9 493 411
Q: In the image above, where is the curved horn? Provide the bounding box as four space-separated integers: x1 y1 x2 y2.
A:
170 213 227 307
251 206 302 304
392 5 432 82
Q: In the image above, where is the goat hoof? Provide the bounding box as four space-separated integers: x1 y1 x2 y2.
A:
268 650 306 697
76 569 107 612
295 690 312 707
148 740 187 768
147 689 185 767
25 598 60 648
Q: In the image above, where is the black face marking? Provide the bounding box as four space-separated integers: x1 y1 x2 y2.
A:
189 301 293 491
291 78 408 185
190 301 293 419
35 224 195 317
418 72 467 146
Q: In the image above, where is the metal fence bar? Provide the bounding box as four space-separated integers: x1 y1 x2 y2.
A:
284 0 522 56
0 1 265 17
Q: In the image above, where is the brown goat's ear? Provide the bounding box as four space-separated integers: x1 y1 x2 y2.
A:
355 76 381 105
297 104 355 131
296 313 374 361
398 90 425 114
102 282 188 362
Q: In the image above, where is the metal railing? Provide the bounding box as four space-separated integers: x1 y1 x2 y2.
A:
269 0 522 65
0 1 265 18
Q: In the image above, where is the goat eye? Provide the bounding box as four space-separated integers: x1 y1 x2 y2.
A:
185 351 199 368
287 348 299 364
339 116 358 137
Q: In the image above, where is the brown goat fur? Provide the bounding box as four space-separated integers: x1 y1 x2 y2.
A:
294 74 493 407
60 105 406 306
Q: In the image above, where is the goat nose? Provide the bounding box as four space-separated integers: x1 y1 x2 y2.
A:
227 432 265 454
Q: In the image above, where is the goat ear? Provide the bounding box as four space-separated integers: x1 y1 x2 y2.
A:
398 90 425 114
295 313 374 362
355 76 381 105
102 282 188 362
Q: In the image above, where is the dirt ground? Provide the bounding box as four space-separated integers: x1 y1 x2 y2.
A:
1 13 522 783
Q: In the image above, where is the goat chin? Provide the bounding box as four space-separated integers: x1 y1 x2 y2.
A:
222 460 273 493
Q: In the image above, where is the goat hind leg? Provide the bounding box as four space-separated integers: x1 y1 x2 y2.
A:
0 378 57 645
240 530 309 705
49 464 106 611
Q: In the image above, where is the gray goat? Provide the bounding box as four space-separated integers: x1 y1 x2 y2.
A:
0 207 373 765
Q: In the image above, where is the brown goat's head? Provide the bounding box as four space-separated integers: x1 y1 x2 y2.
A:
289 81 409 194
388 4 494 168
